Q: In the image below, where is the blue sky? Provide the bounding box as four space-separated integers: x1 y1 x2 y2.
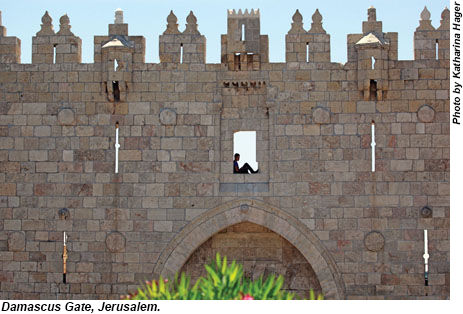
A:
1 0 448 64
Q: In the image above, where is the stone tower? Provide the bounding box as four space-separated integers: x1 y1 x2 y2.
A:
94 9 145 103
221 9 269 70
347 6 398 101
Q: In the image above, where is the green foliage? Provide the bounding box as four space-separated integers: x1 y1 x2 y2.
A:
124 253 323 300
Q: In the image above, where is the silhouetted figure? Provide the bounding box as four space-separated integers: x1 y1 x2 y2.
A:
233 153 258 174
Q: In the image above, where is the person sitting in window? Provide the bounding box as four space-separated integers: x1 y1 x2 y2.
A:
233 153 258 174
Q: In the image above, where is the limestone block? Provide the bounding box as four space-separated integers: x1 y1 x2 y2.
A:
76 126 94 137
285 125 303 135
35 162 57 173
34 126 51 137
0 137 14 149
153 221 173 232
390 160 413 171
23 103 46 115
129 102 150 114
8 231 25 252
357 101 376 113
119 150 141 161
325 161 349 172
29 150 47 161
303 124 320 135
401 68 418 80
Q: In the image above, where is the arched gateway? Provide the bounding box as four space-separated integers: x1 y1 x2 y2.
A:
153 199 345 299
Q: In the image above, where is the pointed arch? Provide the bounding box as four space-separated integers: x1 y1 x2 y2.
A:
153 199 345 299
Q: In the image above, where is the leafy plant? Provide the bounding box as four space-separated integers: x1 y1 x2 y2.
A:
124 253 323 300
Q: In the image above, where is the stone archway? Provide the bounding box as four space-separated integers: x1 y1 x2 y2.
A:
153 199 345 299
180 222 323 298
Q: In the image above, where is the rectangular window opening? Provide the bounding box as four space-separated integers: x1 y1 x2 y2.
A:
53 45 57 64
233 131 258 174
436 39 439 60
371 56 376 69
180 44 184 64
247 54 253 69
241 24 245 41
114 59 118 71
112 81 120 102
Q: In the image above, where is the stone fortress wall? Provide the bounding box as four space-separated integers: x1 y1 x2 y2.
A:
0 6 449 299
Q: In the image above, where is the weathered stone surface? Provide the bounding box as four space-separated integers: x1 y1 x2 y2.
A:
57 108 75 125
417 105 435 123
8 231 25 252
105 232 126 253
312 107 330 124
364 231 385 252
0 183 16 195
159 109 177 125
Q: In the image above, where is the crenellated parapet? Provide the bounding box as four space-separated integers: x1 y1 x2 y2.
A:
0 6 451 67
414 6 450 60
0 10 21 63
285 9 330 63
159 11 206 64
32 11 82 64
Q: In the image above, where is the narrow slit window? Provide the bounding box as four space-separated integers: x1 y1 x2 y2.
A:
114 59 118 71
115 121 120 174
369 79 377 101
233 131 258 174
436 40 439 60
234 53 241 71
241 24 245 41
371 120 376 172
112 81 120 102
371 56 376 69
180 44 184 64
53 45 57 64
306 43 310 62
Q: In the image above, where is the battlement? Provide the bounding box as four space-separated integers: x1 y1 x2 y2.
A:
0 6 451 65
227 9 260 18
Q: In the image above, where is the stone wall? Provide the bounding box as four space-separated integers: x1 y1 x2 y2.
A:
0 6 450 300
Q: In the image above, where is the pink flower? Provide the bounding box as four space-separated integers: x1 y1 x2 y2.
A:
241 294 254 300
